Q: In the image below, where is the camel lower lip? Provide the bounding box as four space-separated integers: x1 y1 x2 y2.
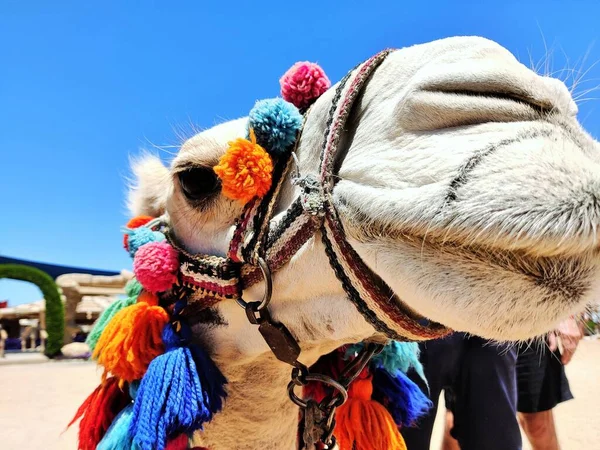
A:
391 231 600 304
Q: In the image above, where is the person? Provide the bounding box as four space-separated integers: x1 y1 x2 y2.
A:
516 317 582 450
439 317 583 450
0 324 7 358
400 333 522 450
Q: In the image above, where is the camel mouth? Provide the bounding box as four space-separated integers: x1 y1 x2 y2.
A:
415 235 600 303
346 222 600 340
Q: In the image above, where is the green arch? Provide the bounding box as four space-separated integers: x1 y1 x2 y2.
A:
0 264 64 357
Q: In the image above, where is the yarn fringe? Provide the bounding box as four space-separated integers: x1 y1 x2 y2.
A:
93 300 168 382
165 434 190 450
128 325 226 450
372 367 432 427
68 377 131 450
334 376 406 450
96 405 134 450
86 296 137 352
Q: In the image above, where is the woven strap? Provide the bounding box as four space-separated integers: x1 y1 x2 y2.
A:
317 50 449 341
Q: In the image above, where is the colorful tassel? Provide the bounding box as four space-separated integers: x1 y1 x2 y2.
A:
334 374 407 450
165 434 190 450
86 279 142 352
128 324 227 450
96 383 139 450
346 341 426 383
303 347 345 403
93 299 169 382
96 405 134 450
372 367 432 427
373 341 426 383
68 377 131 450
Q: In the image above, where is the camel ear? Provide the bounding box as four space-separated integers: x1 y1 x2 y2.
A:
127 154 171 217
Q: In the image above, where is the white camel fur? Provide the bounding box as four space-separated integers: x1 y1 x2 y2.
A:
128 37 600 449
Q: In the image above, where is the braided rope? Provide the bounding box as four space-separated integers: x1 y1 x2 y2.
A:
316 50 449 340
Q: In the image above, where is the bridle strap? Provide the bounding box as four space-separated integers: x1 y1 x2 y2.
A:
316 50 448 340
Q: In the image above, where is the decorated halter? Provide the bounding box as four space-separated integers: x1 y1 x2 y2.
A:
71 51 450 450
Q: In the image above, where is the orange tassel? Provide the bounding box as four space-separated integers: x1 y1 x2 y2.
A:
334 375 407 450
92 298 169 382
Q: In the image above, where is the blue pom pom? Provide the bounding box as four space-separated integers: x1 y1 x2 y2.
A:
128 325 227 450
127 228 165 257
248 98 302 156
372 367 432 427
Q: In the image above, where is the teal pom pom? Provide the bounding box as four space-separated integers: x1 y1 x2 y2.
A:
124 278 143 298
127 228 165 257
248 98 302 156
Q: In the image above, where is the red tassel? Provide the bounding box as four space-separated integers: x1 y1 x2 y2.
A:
303 347 347 403
67 377 131 450
334 372 406 450
165 433 189 450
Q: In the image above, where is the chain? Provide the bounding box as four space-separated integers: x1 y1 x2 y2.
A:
237 257 384 449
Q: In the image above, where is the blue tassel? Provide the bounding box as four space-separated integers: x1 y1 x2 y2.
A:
372 367 432 427
97 383 139 450
97 407 134 450
128 324 227 450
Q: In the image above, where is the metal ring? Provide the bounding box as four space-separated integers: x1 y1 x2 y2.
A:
287 374 348 409
236 257 272 310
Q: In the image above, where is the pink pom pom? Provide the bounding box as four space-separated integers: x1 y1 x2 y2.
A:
280 62 331 110
133 241 179 293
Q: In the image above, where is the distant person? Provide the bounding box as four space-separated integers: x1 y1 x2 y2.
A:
0 325 7 358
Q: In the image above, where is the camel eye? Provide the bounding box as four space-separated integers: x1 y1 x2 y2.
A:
178 167 221 201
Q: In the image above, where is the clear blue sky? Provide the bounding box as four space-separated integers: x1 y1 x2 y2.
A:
1 1 599 305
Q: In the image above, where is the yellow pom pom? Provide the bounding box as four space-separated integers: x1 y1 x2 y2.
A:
214 129 273 203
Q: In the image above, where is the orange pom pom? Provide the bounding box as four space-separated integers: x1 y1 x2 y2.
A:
334 376 407 450
213 129 273 203
92 302 169 382
123 215 154 250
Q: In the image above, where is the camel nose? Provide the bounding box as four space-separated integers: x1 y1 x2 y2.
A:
397 39 577 131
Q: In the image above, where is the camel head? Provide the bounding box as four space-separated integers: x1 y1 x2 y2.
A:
129 36 600 366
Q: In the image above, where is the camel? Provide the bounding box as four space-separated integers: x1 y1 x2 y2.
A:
127 36 600 449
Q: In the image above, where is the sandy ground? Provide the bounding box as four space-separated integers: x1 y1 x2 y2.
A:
1 340 599 450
